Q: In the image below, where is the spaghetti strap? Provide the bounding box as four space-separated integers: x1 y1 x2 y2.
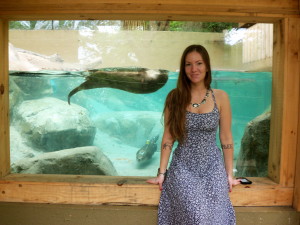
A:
210 89 218 108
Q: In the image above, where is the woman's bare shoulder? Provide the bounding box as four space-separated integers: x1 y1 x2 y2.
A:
212 89 229 100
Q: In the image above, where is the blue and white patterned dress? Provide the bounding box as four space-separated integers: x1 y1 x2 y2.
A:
158 90 236 225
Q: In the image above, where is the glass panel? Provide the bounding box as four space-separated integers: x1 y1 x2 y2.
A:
9 20 272 177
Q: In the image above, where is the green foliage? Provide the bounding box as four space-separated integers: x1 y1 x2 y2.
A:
9 20 238 32
169 21 238 32
169 21 186 31
9 21 38 30
201 22 238 32
9 21 27 29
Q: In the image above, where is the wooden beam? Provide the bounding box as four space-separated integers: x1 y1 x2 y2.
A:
268 20 285 183
294 85 300 211
293 18 300 212
0 175 294 206
0 20 10 178
0 0 299 21
280 18 300 187
0 13 291 24
269 18 300 188
0 0 298 14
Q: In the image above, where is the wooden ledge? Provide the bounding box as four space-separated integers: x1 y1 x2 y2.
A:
0 174 293 206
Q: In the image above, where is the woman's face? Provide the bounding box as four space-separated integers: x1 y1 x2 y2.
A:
185 51 207 85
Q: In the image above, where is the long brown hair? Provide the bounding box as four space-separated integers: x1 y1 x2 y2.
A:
164 45 212 143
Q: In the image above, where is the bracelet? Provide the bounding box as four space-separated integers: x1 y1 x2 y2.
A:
157 168 167 176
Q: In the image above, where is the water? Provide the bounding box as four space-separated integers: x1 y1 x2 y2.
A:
9 70 272 176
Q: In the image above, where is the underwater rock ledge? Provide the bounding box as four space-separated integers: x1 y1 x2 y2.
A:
14 97 96 152
11 146 118 176
236 110 271 177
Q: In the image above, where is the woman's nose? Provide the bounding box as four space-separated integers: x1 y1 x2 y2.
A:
191 64 197 72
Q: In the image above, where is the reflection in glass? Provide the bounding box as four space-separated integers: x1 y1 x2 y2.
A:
9 21 272 177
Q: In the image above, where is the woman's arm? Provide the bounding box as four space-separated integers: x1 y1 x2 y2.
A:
216 89 240 191
146 107 174 190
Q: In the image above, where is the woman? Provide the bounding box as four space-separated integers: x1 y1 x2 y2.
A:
147 45 240 225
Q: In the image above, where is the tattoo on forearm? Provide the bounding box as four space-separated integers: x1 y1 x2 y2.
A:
221 144 233 150
163 142 173 151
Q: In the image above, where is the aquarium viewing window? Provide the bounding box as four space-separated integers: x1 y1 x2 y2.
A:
0 0 299 210
8 20 272 178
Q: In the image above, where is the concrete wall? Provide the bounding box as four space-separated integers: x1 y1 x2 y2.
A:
0 203 299 225
9 30 245 71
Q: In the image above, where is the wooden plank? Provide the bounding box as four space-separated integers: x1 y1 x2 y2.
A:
293 18 300 212
0 175 294 206
269 18 300 187
0 4 297 15
1 13 292 24
0 0 299 21
268 20 285 183
0 20 10 178
280 18 300 187
0 0 298 13
294 83 300 211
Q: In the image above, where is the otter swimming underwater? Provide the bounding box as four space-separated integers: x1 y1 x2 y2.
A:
68 67 169 104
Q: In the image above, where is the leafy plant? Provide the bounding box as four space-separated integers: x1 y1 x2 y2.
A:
9 20 238 32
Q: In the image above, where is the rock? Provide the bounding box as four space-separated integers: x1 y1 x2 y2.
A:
236 110 271 177
10 126 41 164
11 146 118 175
94 111 163 148
9 43 39 71
15 97 96 152
9 43 80 71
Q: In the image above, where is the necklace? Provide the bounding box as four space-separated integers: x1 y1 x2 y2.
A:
191 89 210 108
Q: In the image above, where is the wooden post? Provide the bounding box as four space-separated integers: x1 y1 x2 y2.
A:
268 20 285 183
279 18 300 187
0 19 10 178
269 18 300 188
294 68 300 211
293 18 300 212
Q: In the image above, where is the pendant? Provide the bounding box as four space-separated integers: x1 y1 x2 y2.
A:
191 99 206 108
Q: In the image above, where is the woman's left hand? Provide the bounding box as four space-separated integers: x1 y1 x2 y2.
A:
146 175 165 191
228 175 241 192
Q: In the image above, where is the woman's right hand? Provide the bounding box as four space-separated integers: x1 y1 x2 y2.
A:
146 175 165 191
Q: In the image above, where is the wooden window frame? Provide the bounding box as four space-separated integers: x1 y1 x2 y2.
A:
0 0 299 210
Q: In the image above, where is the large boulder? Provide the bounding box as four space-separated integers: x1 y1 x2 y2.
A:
236 110 271 177
10 125 42 164
9 43 100 71
9 43 70 71
14 97 96 152
11 146 118 175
